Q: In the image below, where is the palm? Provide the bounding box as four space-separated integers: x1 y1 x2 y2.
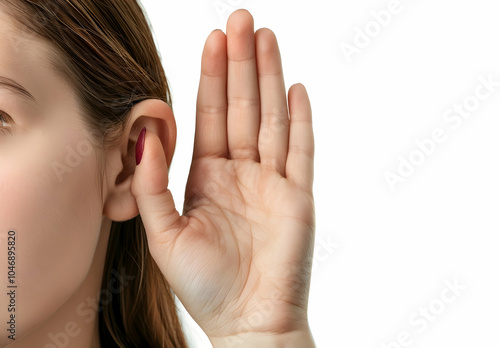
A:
135 10 315 340
161 155 312 337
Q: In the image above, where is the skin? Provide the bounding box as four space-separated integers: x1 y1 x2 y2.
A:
132 10 316 346
0 7 110 347
0 7 314 348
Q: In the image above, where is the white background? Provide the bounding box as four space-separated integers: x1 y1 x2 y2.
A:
139 0 500 347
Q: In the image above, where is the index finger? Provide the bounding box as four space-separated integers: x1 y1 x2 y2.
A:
192 29 228 160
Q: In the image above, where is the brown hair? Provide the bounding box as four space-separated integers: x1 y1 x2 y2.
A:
0 1 188 347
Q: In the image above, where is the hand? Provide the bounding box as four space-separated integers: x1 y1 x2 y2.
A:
131 9 315 344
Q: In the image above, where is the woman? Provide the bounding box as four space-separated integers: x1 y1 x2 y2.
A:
0 1 315 347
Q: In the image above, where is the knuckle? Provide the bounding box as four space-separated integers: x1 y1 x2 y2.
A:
197 104 228 116
288 145 314 158
228 96 260 109
230 146 259 160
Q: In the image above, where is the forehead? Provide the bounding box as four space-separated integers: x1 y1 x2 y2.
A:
0 7 78 113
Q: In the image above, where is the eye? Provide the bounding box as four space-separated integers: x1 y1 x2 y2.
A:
0 111 13 135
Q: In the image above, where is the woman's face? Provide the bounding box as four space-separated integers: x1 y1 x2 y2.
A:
0 9 106 344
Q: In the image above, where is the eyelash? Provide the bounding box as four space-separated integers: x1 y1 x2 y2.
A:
0 111 13 135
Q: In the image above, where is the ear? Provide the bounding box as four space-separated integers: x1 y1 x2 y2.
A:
102 98 177 222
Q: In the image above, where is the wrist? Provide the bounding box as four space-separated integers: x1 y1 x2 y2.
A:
209 329 316 348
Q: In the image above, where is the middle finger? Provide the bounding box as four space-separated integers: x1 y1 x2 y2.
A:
226 10 260 162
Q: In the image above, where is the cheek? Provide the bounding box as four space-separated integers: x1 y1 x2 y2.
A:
0 128 103 336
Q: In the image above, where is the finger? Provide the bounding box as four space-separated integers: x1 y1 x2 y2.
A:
226 9 260 161
255 28 289 176
193 29 228 160
285 84 314 193
131 128 182 254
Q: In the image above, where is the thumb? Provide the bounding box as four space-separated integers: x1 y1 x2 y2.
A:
131 127 182 248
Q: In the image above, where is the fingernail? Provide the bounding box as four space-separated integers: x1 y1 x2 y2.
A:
135 127 146 165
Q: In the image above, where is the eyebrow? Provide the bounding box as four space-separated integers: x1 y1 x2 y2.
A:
0 75 37 104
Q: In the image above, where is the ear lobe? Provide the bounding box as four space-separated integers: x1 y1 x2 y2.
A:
102 98 176 222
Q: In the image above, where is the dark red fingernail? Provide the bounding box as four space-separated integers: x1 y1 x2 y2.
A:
135 127 146 165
